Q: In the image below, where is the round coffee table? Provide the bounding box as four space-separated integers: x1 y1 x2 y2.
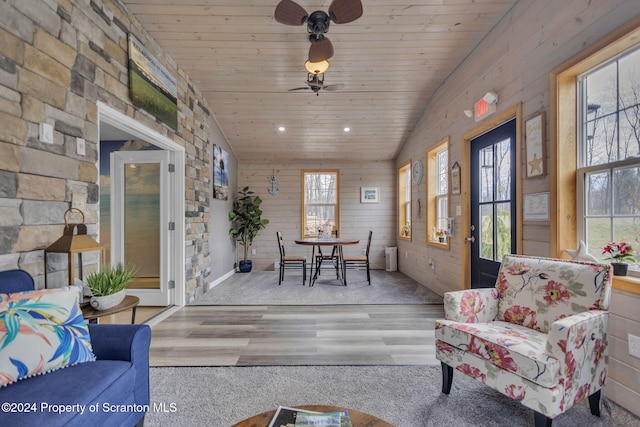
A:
230 404 393 427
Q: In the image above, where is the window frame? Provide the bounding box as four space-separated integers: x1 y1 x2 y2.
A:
398 161 412 240
301 169 340 239
575 49 640 267
552 18 640 293
427 137 450 249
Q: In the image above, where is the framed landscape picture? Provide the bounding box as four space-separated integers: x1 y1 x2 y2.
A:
360 187 380 203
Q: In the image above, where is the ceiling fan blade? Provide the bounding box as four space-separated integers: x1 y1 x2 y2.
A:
275 0 308 26
328 0 363 24
309 38 334 62
323 84 345 91
288 87 310 91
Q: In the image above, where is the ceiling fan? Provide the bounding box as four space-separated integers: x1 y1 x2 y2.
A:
288 73 345 96
275 0 363 62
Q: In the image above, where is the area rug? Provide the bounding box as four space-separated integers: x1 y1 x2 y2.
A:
145 365 638 427
191 270 443 305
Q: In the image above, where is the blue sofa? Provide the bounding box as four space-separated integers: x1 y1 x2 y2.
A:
0 269 151 426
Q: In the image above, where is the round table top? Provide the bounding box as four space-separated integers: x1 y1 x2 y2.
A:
295 238 359 246
230 405 393 427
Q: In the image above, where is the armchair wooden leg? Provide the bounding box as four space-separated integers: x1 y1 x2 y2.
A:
441 362 453 394
588 390 601 417
534 411 552 427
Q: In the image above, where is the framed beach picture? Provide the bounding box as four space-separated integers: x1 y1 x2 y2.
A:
525 111 546 178
360 187 380 203
213 144 229 200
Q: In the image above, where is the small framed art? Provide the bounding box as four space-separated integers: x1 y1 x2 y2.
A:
360 187 380 203
525 111 546 178
451 162 461 195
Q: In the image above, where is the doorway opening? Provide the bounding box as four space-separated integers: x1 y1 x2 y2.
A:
98 102 186 307
461 104 523 290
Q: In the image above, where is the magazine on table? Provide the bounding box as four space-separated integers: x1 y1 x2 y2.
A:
268 407 351 427
294 410 352 427
268 406 322 427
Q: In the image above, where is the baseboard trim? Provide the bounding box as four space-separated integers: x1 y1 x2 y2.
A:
208 269 236 290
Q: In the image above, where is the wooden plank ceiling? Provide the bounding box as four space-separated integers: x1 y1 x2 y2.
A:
122 0 518 161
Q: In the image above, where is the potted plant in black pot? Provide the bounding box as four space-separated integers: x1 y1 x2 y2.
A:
601 239 635 276
229 186 269 272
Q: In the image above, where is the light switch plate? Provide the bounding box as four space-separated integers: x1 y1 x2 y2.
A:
71 193 86 212
39 123 54 144
630 334 640 359
76 138 86 156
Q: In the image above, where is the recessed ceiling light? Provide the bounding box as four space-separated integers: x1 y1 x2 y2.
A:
343 127 350 132
278 126 285 132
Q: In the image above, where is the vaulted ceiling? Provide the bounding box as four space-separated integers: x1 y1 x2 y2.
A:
122 0 518 161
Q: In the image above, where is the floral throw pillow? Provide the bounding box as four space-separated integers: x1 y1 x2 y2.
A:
0 287 96 387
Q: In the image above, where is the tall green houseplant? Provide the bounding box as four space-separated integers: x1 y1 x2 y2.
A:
229 186 269 272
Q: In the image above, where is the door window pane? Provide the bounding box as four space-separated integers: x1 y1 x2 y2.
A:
480 146 494 203
496 202 512 261
124 163 160 289
495 139 512 202
480 204 494 260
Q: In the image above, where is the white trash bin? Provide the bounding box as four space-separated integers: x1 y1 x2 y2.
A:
385 246 397 271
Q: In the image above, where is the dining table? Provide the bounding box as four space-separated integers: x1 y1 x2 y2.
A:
295 237 359 286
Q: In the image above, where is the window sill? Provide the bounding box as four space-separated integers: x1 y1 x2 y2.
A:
612 275 640 295
427 239 449 250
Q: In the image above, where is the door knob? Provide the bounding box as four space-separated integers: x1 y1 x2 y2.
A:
465 236 475 243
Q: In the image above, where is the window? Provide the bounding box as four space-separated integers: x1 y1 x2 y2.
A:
302 170 339 238
554 23 640 289
398 162 411 239
427 137 450 247
577 46 640 272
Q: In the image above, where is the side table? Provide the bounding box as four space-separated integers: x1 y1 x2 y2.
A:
81 295 140 324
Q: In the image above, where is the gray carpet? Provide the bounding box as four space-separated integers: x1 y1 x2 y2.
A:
146 365 638 427
191 270 443 305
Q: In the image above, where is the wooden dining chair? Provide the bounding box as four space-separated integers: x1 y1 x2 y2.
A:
276 231 306 286
342 230 372 286
315 228 340 279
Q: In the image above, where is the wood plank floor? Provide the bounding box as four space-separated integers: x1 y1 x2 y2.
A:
149 304 444 366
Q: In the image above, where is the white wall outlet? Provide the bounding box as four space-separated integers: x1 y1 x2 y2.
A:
251 248 257 255
71 193 87 212
39 123 54 144
629 334 640 359
76 138 86 156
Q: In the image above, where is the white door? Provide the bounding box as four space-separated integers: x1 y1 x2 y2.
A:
111 150 173 306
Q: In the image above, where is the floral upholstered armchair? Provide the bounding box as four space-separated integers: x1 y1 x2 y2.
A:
435 255 612 427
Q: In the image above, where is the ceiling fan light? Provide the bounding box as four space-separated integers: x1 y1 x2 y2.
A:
305 60 330 74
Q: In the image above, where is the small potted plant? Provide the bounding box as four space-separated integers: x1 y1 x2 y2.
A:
85 263 137 310
601 239 635 276
436 229 447 243
229 186 269 272
403 221 411 237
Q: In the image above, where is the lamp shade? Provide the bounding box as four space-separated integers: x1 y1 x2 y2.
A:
305 60 330 74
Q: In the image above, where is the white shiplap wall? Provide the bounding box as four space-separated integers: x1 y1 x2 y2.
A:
236 160 396 273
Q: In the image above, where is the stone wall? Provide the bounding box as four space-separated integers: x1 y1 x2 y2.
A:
0 0 211 300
